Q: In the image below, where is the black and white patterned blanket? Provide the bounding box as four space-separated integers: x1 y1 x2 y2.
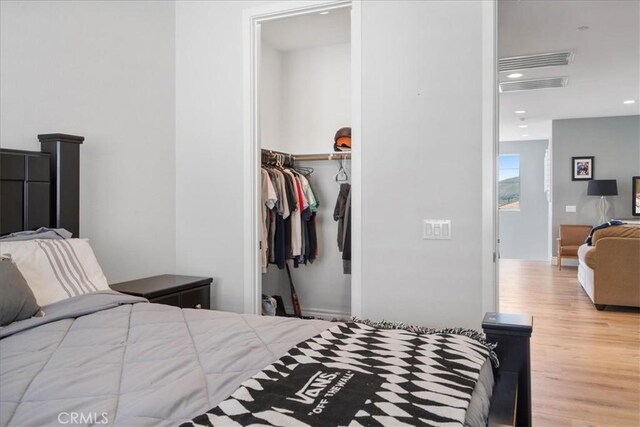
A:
183 322 496 427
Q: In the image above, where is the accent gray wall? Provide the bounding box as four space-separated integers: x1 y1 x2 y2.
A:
552 115 640 254
499 140 549 260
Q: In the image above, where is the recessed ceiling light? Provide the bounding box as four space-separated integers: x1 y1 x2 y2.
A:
577 25 590 31
623 99 636 104
507 73 523 79
522 134 529 137
519 125 528 128
319 11 330 15
515 110 526 114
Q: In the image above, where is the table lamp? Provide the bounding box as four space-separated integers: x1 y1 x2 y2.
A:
587 179 618 224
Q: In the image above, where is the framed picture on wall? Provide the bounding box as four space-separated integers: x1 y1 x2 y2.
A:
633 176 640 216
571 156 594 181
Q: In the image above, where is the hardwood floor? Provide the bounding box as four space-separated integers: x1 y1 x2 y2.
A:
500 259 640 426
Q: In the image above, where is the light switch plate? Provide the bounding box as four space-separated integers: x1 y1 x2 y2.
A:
424 219 452 239
566 205 577 213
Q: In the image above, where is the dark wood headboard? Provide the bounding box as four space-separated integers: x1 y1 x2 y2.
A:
0 134 83 237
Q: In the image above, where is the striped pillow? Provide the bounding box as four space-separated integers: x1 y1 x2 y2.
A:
0 239 109 306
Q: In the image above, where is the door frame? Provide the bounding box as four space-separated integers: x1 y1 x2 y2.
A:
483 0 499 314
242 0 362 315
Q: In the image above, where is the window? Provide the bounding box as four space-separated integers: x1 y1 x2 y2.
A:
499 154 520 210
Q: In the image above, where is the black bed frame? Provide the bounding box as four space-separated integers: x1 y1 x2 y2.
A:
0 134 533 426
0 134 83 237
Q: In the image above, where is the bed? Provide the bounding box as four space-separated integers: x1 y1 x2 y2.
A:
0 136 532 427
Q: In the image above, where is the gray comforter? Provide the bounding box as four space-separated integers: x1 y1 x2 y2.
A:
0 291 492 427
1 291 331 427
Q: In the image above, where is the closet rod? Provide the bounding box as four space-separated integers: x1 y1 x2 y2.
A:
261 149 351 162
294 152 351 161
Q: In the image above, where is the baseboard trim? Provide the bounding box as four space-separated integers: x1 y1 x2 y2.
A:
552 256 579 267
283 305 351 320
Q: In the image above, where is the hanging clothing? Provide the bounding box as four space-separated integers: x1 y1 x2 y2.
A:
342 188 352 274
275 214 287 269
260 162 320 271
260 169 277 273
334 183 350 252
298 173 319 213
283 170 302 257
265 169 280 265
334 183 351 274
301 171 320 262
308 212 318 261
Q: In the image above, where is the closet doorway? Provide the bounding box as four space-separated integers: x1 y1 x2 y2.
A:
243 1 361 319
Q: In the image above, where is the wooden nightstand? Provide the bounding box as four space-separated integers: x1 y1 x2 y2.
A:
110 274 213 309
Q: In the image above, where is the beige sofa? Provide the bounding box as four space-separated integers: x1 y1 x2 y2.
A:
577 224 640 310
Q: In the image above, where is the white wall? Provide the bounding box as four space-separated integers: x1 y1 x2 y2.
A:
261 42 351 154
176 0 266 312
176 0 495 326
2 1 495 327
0 0 176 283
499 140 550 261
260 43 284 151
360 1 493 328
282 43 351 153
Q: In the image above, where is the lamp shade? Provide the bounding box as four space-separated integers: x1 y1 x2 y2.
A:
587 179 618 196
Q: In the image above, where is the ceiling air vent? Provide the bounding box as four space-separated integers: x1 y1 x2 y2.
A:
499 51 574 72
499 77 569 93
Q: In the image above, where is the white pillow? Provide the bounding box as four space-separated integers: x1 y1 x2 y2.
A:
0 239 109 306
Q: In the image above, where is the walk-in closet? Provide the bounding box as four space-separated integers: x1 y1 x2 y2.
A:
258 5 353 319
